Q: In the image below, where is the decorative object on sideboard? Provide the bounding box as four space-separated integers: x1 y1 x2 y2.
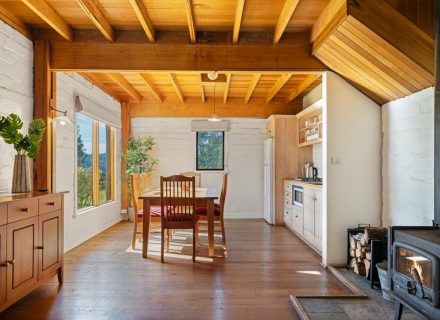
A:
0 114 46 193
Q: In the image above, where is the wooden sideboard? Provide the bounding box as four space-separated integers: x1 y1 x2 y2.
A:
0 191 65 312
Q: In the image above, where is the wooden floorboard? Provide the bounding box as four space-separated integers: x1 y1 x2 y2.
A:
1 219 350 319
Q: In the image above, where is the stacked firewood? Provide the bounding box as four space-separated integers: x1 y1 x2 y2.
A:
349 227 387 277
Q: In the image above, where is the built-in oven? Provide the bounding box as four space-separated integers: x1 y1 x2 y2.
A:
293 186 304 208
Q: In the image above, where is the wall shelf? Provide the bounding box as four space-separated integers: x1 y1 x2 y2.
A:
299 138 322 148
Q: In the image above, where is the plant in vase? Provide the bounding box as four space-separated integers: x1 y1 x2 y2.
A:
122 136 158 221
0 114 46 193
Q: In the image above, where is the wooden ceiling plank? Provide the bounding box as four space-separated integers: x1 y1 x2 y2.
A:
223 73 231 104
75 0 114 42
108 73 142 102
169 73 185 103
199 74 205 103
128 0 155 43
20 0 73 41
184 0 196 43
244 74 261 104
288 74 320 102
266 73 293 102
232 0 245 44
139 73 162 102
273 0 300 44
80 72 122 101
0 4 32 39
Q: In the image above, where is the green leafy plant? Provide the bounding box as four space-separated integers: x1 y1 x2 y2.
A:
122 136 158 203
0 113 46 159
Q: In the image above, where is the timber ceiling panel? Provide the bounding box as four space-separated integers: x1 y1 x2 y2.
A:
79 71 322 104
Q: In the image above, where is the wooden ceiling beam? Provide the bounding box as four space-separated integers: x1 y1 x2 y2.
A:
273 0 300 44
128 0 155 43
232 0 245 44
288 74 320 102
139 73 162 102
75 0 114 42
169 73 185 102
223 73 231 103
79 72 122 101
244 73 261 104
0 3 32 39
184 0 196 43
266 73 293 102
108 73 142 102
20 0 73 41
44 31 325 72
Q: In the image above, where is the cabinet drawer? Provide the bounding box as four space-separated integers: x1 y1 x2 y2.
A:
7 198 38 223
291 209 304 234
284 208 292 226
0 205 6 226
39 195 62 215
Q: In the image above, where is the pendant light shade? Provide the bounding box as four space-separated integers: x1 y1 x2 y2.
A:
208 84 221 122
52 108 73 126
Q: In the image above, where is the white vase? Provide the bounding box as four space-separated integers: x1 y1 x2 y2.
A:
12 155 31 193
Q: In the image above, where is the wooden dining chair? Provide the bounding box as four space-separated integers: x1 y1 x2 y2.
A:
180 172 202 187
195 173 228 250
160 175 196 263
140 172 152 193
130 173 161 250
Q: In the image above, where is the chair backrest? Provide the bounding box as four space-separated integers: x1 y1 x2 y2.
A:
140 172 152 194
160 175 196 224
180 172 201 187
219 173 228 217
130 173 142 215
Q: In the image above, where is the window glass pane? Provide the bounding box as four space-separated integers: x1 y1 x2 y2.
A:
197 131 224 170
99 123 112 204
77 114 93 209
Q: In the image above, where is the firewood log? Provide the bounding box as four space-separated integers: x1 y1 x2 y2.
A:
363 259 371 277
350 258 357 268
365 252 372 260
356 241 362 251
354 262 366 276
350 249 355 257
355 249 364 258
363 227 387 242
360 237 367 246
350 236 356 249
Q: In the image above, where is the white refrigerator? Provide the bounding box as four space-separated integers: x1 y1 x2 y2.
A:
263 138 275 225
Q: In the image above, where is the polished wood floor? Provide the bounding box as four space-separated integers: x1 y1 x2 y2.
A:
2 219 350 319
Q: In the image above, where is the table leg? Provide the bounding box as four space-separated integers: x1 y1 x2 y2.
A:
207 199 215 257
142 199 151 258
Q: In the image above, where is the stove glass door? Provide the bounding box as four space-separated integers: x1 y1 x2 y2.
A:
397 246 433 289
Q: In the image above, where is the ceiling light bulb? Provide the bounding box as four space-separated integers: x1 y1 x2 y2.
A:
207 71 218 81
208 113 221 122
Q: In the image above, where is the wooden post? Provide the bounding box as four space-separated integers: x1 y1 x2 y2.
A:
33 40 53 192
121 101 130 210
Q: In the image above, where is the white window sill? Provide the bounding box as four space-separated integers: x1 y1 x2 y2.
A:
74 200 119 218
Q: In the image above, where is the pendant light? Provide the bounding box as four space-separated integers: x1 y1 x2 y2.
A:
208 84 221 122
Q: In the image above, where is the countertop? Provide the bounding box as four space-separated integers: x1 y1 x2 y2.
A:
0 191 68 204
286 180 323 191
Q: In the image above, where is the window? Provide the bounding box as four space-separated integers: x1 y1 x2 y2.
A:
196 131 224 171
77 113 116 210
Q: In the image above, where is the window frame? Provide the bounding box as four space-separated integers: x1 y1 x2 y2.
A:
196 131 225 171
76 113 116 212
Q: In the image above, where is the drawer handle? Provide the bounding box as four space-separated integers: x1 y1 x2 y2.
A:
7 260 15 265
36 246 44 250
48 202 55 206
21 208 29 212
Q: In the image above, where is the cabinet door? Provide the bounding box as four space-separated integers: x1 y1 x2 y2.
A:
303 188 315 242
7 217 38 301
291 207 304 235
0 225 6 305
38 210 62 280
284 206 292 228
314 191 323 251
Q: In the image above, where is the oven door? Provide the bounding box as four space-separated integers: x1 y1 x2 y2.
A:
293 186 303 208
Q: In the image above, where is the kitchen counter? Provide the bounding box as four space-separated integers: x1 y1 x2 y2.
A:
289 181 323 191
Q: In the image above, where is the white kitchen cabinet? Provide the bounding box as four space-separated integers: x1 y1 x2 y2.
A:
314 191 322 251
301 187 322 253
291 206 303 234
284 206 292 228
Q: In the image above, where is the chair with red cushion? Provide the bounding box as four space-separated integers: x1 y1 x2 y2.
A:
130 173 161 250
195 173 228 250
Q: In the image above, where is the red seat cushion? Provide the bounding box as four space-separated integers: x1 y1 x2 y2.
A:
195 203 221 216
137 205 162 218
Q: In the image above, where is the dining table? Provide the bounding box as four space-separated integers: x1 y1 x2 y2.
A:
139 187 219 258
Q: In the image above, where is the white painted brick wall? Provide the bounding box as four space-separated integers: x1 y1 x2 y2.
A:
382 87 434 226
312 143 323 178
0 21 33 192
55 73 122 252
131 118 266 218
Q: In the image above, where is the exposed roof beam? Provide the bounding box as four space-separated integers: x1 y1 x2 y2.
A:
0 3 32 39
232 0 245 44
199 75 205 103
169 73 185 102
184 0 196 43
20 0 73 41
128 0 155 43
288 74 320 102
75 0 114 42
139 73 162 102
266 73 293 102
80 72 121 101
273 0 300 44
223 73 231 103
108 73 142 102
244 73 261 104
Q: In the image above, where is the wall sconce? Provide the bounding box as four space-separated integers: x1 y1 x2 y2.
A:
51 108 73 126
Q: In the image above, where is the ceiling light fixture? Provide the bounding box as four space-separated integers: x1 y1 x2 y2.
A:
207 71 219 81
51 108 73 126
208 84 221 122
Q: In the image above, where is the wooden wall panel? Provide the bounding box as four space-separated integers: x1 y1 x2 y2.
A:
121 101 130 210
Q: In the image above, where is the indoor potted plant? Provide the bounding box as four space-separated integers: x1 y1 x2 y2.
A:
0 113 46 193
122 136 158 221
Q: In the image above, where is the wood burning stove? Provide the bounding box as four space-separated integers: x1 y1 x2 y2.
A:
388 227 440 320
